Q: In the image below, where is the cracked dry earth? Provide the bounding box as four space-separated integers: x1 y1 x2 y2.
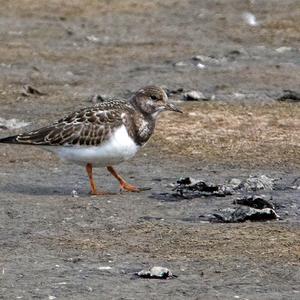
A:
0 0 300 299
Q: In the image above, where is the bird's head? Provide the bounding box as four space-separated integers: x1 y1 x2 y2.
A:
130 85 182 118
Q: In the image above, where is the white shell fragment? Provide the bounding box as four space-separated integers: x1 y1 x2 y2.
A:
242 12 259 26
136 266 176 279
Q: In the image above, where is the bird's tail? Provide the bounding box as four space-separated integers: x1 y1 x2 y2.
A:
0 135 19 144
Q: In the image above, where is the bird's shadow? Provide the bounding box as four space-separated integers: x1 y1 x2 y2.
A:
2 182 87 197
2 182 151 197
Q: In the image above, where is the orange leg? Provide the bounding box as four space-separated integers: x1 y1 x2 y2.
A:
107 166 140 192
86 163 111 196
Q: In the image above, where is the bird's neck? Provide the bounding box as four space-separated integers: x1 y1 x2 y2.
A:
131 112 156 146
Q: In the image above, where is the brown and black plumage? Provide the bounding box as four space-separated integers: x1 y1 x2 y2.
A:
0 86 182 195
3 101 132 147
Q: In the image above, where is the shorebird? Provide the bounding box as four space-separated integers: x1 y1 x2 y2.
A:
0 86 182 195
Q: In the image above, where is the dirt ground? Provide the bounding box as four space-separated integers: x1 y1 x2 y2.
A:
0 1 299 299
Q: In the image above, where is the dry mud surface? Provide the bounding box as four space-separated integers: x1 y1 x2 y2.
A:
0 1 300 299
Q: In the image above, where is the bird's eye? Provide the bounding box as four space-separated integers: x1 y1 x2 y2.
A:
150 95 158 101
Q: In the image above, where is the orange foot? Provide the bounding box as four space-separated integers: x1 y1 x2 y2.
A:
120 182 140 192
107 166 141 193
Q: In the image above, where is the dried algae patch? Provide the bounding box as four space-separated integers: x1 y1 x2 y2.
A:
153 102 300 168
38 223 300 264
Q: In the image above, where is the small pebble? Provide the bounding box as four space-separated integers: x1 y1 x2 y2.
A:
71 190 79 198
242 12 259 26
136 266 176 279
196 63 206 69
233 92 246 100
184 90 207 101
276 47 292 53
98 266 112 270
86 35 100 42
174 61 189 67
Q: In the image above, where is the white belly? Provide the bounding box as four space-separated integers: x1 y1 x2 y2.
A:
44 125 140 167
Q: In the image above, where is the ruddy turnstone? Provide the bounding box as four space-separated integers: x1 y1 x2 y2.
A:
0 86 182 195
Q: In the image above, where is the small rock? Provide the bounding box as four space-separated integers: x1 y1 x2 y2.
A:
242 175 275 191
228 178 243 190
98 266 112 270
233 92 246 100
65 257 82 263
192 55 226 65
164 87 184 97
66 71 74 77
192 55 204 61
86 35 100 42
90 94 105 104
174 177 232 198
89 94 123 103
233 195 275 209
276 47 293 53
196 63 206 69
228 175 277 191
276 90 300 102
242 12 259 26
174 61 189 67
0 125 8 130
21 85 46 97
183 90 208 101
212 207 279 223
136 266 176 279
290 177 300 190
71 190 79 198
225 49 244 60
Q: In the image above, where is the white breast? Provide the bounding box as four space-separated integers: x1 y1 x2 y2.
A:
45 125 140 167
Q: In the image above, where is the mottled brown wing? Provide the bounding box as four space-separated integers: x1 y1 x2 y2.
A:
14 102 129 146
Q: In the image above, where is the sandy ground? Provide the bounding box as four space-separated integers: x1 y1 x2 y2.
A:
0 1 300 299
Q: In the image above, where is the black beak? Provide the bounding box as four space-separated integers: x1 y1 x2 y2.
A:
165 102 183 113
